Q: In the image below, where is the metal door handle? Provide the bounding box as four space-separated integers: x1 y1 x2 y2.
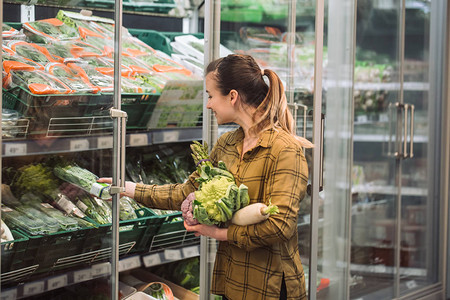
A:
409 104 415 158
110 108 128 194
306 111 324 196
403 104 409 158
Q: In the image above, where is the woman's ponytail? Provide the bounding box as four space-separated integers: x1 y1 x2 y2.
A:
252 69 314 148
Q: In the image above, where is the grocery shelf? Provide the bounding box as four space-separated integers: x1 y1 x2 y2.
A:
1 244 201 299
352 185 427 196
1 127 202 157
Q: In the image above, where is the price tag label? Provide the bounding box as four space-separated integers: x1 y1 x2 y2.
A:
92 262 111 277
4 143 27 156
373 265 386 273
162 131 179 143
164 249 182 261
23 281 44 297
129 134 148 147
143 253 162 267
119 256 141 272
406 280 418 289
47 275 68 291
97 136 113 149
356 115 368 123
73 269 92 283
182 246 200 258
70 139 89 152
379 113 389 122
0 288 17 300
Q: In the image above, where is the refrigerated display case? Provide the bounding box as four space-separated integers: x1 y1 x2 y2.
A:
1 1 206 299
2 0 449 299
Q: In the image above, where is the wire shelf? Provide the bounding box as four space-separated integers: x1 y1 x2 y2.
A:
46 116 113 138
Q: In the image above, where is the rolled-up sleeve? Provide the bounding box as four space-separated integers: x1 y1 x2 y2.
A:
227 145 308 251
134 171 199 210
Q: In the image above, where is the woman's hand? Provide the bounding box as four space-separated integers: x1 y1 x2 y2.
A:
184 221 228 241
97 178 136 199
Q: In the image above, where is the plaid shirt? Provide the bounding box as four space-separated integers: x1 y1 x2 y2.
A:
134 127 308 300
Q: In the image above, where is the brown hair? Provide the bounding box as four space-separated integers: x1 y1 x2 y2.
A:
206 54 313 148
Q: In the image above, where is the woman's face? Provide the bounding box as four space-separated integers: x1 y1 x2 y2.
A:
205 73 236 125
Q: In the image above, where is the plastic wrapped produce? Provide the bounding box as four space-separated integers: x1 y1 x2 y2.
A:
45 62 100 94
7 40 55 64
67 62 114 93
16 205 62 234
23 18 79 43
1 205 47 235
53 164 112 200
9 69 72 94
2 53 45 71
2 23 25 40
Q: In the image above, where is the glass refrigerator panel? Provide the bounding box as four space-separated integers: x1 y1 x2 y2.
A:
318 0 356 298
0 4 122 299
349 0 403 299
399 0 436 295
218 0 316 295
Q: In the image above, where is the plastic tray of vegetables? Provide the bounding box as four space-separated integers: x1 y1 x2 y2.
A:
23 18 79 44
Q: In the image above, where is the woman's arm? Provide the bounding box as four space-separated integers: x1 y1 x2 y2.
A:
98 171 199 211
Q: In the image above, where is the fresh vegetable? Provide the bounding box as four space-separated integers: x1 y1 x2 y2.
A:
53 164 112 199
11 163 61 199
180 141 249 225
231 201 280 226
181 192 198 225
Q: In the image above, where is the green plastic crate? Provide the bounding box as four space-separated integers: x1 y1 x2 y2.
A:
21 224 107 274
98 208 165 255
1 230 31 274
120 93 160 129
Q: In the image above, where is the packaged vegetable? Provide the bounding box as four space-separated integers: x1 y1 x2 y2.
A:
16 205 62 234
2 53 45 71
119 197 138 220
28 200 80 231
70 40 104 58
67 62 114 92
1 205 47 235
9 69 72 94
53 164 112 199
7 40 55 63
75 194 110 224
23 18 79 43
45 62 100 94
2 23 25 40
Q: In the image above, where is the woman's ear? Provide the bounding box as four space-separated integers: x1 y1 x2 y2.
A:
229 89 239 106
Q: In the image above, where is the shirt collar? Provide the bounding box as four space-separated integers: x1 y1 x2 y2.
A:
230 127 274 148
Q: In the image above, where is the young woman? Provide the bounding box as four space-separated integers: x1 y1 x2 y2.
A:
102 54 311 299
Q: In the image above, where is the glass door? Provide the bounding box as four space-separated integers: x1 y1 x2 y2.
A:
319 0 446 299
1 2 126 299
206 0 325 298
